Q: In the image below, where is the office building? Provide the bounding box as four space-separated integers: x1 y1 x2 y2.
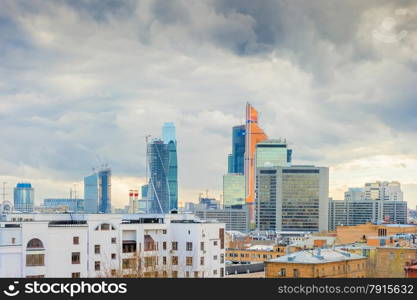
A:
223 174 245 208
43 198 84 213
255 139 292 168
244 104 268 226
0 213 225 278
162 122 176 144
13 183 34 213
195 207 249 233
256 166 329 232
84 167 112 214
228 125 246 174
198 197 220 210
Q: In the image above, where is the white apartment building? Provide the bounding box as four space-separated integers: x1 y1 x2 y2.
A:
0 213 225 278
364 181 403 202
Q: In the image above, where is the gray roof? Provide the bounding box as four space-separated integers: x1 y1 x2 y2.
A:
267 248 366 264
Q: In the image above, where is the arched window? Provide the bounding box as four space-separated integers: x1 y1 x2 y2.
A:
27 238 44 249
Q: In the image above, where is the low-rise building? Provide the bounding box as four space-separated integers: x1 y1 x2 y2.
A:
226 245 289 264
0 213 225 278
265 248 368 278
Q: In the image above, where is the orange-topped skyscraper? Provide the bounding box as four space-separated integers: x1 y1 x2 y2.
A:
244 103 268 227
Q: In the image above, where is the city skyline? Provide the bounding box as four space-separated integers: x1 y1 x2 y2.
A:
1 1 417 208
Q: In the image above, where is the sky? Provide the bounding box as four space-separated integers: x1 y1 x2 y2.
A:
1 0 417 209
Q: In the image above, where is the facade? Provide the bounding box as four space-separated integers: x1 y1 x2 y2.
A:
256 166 329 232
0 213 225 278
226 245 288 264
84 168 112 214
223 174 245 208
13 183 34 213
364 181 403 202
255 139 292 168
194 207 249 233
147 124 178 214
328 199 408 231
43 198 84 213
344 188 364 201
265 249 367 278
198 197 220 210
228 125 246 174
244 104 268 226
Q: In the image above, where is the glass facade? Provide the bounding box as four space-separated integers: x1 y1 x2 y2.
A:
230 125 245 174
84 168 111 214
162 122 176 144
147 123 178 214
255 140 291 168
13 183 34 213
223 174 245 207
43 198 84 212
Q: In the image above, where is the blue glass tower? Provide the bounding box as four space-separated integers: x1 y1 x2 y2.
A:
13 183 34 212
84 168 111 213
229 125 246 174
147 124 178 214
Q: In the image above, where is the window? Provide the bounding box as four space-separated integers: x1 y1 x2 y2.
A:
172 256 178 265
163 242 167 250
73 237 79 245
26 254 45 266
194 271 199 278
27 238 44 249
213 255 218 260
94 245 100 254
213 269 218 275
111 238 116 244
11 238 15 244
162 230 167 234
95 261 100 271
172 242 178 251
100 223 110 230
293 269 299 278
72 252 80 264
220 254 224 264
213 241 218 246
200 242 205 251
220 268 224 278
279 268 286 277
163 256 167 265
172 271 178 278
186 257 193 266
145 257 157 268
111 253 116 260
185 271 190 278
111 270 117 276
122 258 136 269
72 272 81 278
219 228 224 249
186 242 193 251
200 257 205 266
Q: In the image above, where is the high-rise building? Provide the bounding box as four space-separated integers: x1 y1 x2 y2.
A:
328 199 408 231
256 166 329 232
162 122 176 144
13 183 34 213
147 124 178 214
84 167 112 214
364 181 403 201
255 139 292 168
43 198 84 213
244 104 268 226
344 188 365 201
223 174 245 208
228 125 246 174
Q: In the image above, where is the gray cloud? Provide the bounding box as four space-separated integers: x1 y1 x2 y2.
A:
0 0 417 206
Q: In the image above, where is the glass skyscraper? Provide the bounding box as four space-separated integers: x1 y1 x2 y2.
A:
13 183 34 213
147 124 178 214
255 139 292 168
223 174 245 207
228 125 245 174
84 168 111 214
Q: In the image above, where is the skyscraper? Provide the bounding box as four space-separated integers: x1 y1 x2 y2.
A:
147 124 178 213
13 183 34 213
256 166 329 232
229 125 246 174
255 139 292 168
223 174 245 208
84 167 111 214
244 103 268 226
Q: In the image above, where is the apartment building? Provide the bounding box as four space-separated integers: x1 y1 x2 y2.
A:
0 213 225 278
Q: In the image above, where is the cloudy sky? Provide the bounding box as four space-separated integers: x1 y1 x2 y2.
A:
1 0 417 209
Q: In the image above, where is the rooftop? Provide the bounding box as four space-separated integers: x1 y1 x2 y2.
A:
267 248 365 264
